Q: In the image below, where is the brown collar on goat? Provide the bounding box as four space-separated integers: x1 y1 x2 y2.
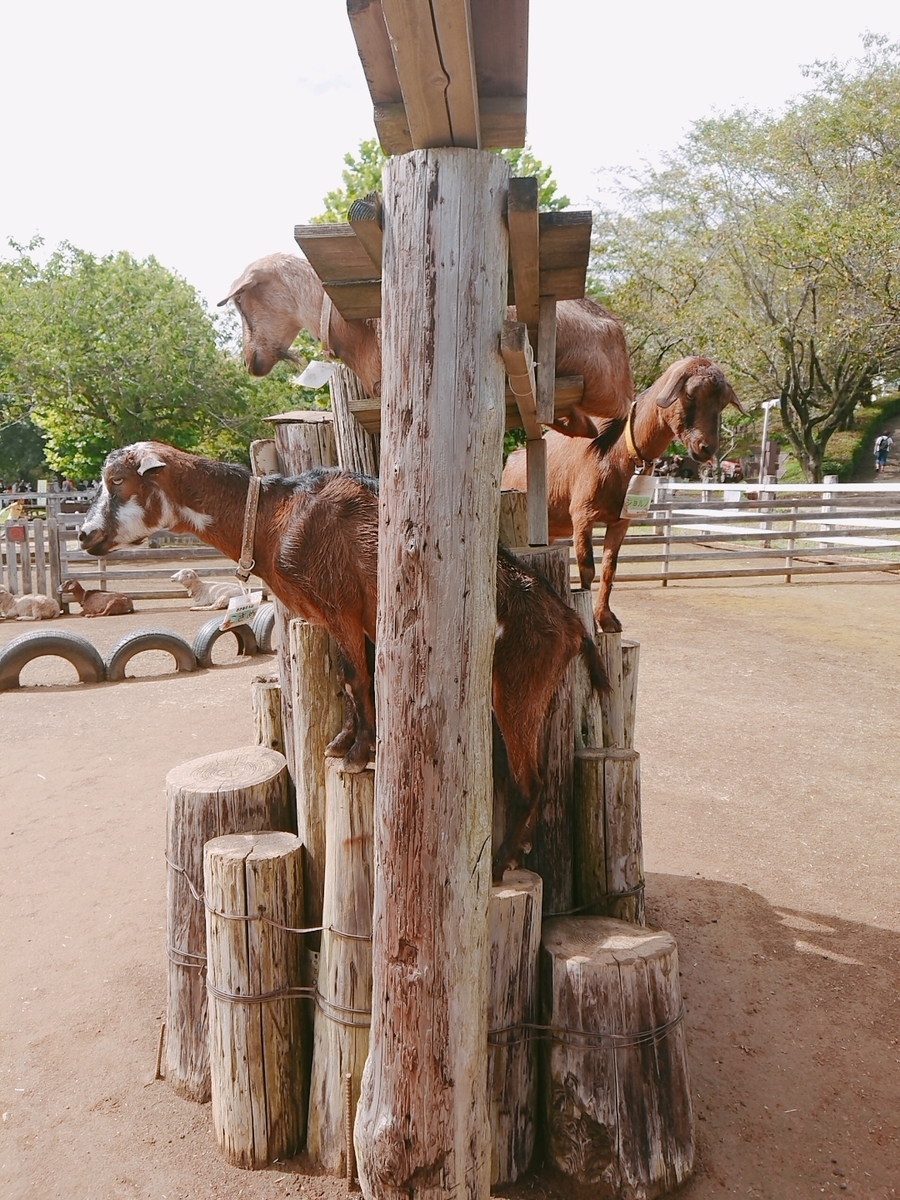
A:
624 401 649 469
235 475 261 582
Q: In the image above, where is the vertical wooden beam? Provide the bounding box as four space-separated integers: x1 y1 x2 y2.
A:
355 147 507 1200
507 177 539 328
525 437 548 546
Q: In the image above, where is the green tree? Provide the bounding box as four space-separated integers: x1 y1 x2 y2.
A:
0 242 302 478
312 139 570 222
594 36 900 480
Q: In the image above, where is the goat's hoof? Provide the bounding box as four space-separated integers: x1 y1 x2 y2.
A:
342 741 374 772
325 730 356 758
597 611 623 633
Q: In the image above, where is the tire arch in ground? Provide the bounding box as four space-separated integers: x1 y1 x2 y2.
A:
251 602 277 654
192 616 259 669
0 630 106 691
105 628 198 681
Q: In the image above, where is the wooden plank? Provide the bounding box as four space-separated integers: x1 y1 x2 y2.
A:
536 294 557 426
373 96 526 154
294 224 378 281
507 177 540 327
379 0 464 148
525 437 549 547
539 210 592 300
345 374 583 435
348 192 384 271
500 319 539 438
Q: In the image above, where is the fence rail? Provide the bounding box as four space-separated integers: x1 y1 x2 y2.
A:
4 482 900 604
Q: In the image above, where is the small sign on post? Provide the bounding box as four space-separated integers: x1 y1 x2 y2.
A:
621 473 656 520
220 589 263 631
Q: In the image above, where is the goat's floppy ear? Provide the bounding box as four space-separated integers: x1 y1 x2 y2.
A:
655 363 695 409
137 450 167 476
724 385 747 415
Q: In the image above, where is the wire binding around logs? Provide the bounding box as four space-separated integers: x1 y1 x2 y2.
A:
543 880 646 919
487 1005 685 1050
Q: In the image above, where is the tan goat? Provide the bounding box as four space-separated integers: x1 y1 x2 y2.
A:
219 252 634 432
0 586 60 620
503 357 744 631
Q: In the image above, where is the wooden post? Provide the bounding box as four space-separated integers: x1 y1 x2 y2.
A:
355 148 507 1200
513 545 575 916
488 869 542 1187
541 916 694 1197
164 746 293 1102
572 589 603 750
289 619 345 940
621 638 641 749
499 489 528 548
596 631 626 748
204 832 308 1168
573 747 645 925
330 364 380 477
270 414 338 793
251 673 283 754
308 761 375 1175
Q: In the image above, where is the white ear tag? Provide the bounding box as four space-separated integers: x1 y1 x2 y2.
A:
294 360 337 388
621 473 656 520
220 589 263 631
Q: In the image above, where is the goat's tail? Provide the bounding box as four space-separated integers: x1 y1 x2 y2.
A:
581 634 609 695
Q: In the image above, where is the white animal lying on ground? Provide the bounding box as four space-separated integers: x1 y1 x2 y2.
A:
0 586 61 620
171 568 245 610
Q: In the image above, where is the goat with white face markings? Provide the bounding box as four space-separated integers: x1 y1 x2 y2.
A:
79 440 608 877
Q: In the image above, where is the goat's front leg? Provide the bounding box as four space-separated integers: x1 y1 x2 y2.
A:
326 630 376 773
571 511 597 591
594 517 631 632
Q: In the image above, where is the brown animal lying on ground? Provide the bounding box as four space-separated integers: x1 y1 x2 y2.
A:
0 586 60 620
219 252 634 435
503 357 744 632
60 578 135 617
78 442 607 876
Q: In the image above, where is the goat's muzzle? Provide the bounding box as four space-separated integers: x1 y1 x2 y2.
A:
78 527 111 555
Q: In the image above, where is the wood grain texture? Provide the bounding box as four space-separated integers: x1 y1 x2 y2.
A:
164 747 292 1102
251 675 283 755
621 638 641 750
308 762 375 1174
573 748 645 925
329 365 380 478
541 917 694 1197
571 589 603 751
488 869 542 1186
205 832 307 1168
354 147 508 1200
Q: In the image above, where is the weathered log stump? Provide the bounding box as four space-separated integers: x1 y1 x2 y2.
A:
573 747 645 925
204 832 308 1167
307 761 375 1175
596 631 626 748
621 638 640 749
164 745 292 1102
330 364 380 477
572 589 603 750
288 619 344 940
488 869 542 1187
499 489 528 548
251 673 283 754
541 916 694 1198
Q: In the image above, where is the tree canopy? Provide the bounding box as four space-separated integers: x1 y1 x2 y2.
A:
312 139 570 222
0 242 300 480
593 36 900 480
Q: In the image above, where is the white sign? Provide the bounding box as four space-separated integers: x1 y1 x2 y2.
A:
220 590 263 630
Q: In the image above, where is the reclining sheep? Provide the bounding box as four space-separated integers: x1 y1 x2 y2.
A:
171 568 244 610
503 357 744 631
0 586 60 621
78 442 607 876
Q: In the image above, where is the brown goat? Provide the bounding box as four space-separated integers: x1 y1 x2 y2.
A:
219 252 634 432
78 442 607 876
502 357 744 631
61 578 135 617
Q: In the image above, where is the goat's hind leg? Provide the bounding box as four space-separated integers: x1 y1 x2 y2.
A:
325 636 375 773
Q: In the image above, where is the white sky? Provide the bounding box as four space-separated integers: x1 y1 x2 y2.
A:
2 1 898 309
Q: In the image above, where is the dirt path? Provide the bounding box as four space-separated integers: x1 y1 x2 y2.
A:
2 576 899 1199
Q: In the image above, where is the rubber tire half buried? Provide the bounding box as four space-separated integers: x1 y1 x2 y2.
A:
250 602 277 654
105 627 198 681
192 616 259 669
0 629 106 690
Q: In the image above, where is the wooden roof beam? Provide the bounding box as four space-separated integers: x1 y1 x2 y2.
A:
501 319 540 439
380 0 480 148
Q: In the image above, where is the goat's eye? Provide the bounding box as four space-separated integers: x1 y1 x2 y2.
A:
111 478 124 486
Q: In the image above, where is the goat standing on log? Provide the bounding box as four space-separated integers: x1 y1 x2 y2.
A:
219 252 634 434
78 442 607 876
503 357 744 632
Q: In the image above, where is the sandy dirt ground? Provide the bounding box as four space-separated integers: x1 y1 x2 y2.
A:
2 573 899 1199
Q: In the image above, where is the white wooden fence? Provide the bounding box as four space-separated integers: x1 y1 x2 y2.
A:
4 482 899 607
609 480 900 586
